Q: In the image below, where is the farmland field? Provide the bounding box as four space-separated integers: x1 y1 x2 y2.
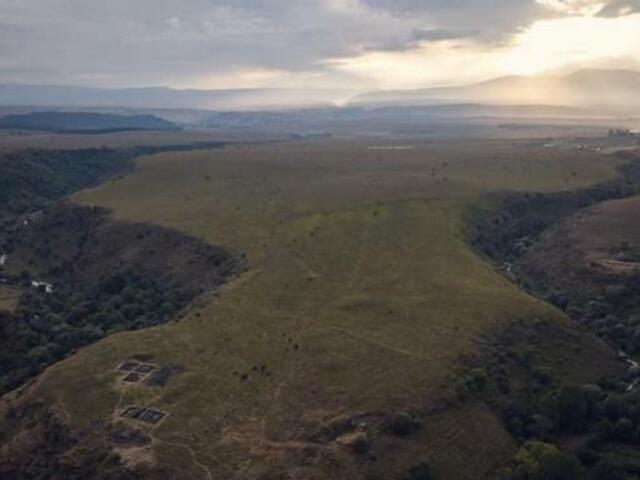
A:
0 137 631 479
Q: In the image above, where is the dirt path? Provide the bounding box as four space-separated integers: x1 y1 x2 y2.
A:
152 438 215 480
598 258 640 273
325 324 419 359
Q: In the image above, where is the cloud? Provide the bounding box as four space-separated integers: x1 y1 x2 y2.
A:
409 28 479 42
536 0 640 16
0 0 638 91
598 0 640 16
335 7 640 90
361 0 547 38
536 0 605 14
0 0 412 87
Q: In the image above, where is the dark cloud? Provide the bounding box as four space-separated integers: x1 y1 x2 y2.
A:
0 0 405 86
409 28 480 42
361 0 546 36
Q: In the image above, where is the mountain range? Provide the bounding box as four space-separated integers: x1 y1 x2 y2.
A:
0 111 178 132
0 69 638 113
0 84 341 111
351 69 640 111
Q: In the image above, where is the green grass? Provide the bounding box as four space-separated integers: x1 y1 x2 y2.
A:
29 138 626 479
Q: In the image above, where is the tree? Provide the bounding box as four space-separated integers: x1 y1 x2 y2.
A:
594 419 613 444
605 395 625 422
406 461 433 480
389 412 421 436
529 415 554 441
513 442 585 480
613 418 634 443
590 459 625 480
556 385 588 433
101 272 127 295
19 270 32 286
503 398 528 438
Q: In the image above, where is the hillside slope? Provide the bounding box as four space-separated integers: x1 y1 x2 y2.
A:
0 84 341 110
0 111 178 132
0 203 241 394
0 139 628 479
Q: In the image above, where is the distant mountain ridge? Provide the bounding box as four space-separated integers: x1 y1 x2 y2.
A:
351 69 640 110
0 84 340 111
0 111 179 132
1 69 638 114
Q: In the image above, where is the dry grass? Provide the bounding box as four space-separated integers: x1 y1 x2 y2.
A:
575 195 640 259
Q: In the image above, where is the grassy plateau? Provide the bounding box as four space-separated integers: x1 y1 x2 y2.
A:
4 137 627 479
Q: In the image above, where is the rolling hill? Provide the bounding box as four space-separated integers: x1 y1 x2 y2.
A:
0 111 179 132
0 138 630 480
0 85 342 111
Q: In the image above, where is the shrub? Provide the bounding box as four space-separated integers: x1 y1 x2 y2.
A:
512 441 584 480
556 385 588 433
350 432 371 455
594 419 614 444
388 412 421 436
590 459 625 480
532 366 553 385
406 461 433 480
613 417 634 443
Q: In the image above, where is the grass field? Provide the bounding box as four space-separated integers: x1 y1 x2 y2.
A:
14 138 626 479
0 128 258 153
571 195 640 267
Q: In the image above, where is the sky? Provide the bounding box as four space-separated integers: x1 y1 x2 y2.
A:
1 0 640 94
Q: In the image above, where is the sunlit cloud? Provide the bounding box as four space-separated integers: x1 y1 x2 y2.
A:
330 11 640 89
536 0 606 15
328 41 497 89
498 13 640 75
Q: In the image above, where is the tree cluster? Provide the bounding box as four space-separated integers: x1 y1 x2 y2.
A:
0 270 193 395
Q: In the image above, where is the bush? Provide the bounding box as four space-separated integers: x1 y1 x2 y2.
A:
528 415 554 441
590 459 625 480
532 367 553 385
101 273 126 295
454 368 489 402
594 419 614 444
350 432 371 455
502 399 529 439
511 442 585 480
556 385 588 433
388 412 421 436
613 418 634 443
406 461 433 480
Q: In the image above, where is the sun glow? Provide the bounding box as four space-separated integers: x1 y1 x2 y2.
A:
535 0 606 15
331 12 640 89
500 13 640 75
